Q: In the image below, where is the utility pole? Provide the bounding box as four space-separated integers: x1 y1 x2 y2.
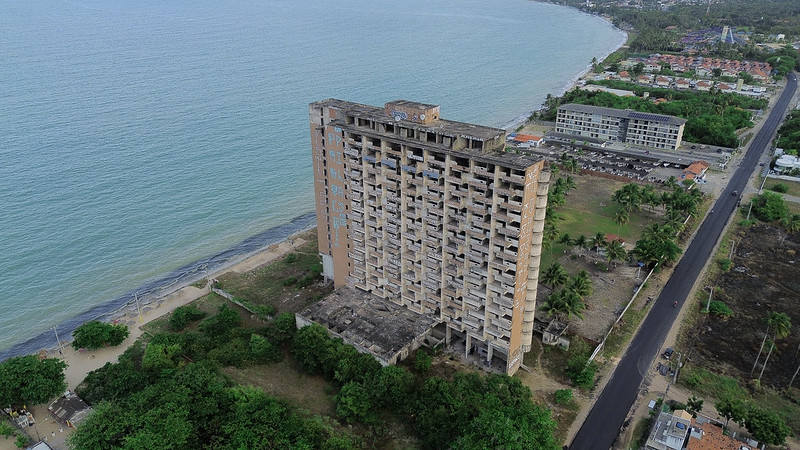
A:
134 292 142 323
729 240 736 260
705 286 714 312
53 326 63 355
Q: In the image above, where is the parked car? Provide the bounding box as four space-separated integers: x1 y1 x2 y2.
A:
662 347 674 360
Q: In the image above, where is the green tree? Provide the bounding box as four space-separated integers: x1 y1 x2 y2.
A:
565 354 596 390
71 321 130 350
291 324 338 376
541 262 569 290
168 305 207 331
752 191 789 222
198 304 242 340
142 342 182 371
335 381 374 424
0 355 67 406
415 350 433 374
248 333 280 364
715 396 748 428
605 240 627 268
743 406 792 446
686 395 704 418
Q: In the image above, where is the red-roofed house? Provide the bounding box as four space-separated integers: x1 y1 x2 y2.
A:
686 418 742 450
696 80 712 91
656 76 671 87
619 70 631 81
512 133 544 148
681 160 709 181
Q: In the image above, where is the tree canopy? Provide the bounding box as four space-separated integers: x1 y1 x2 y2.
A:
71 321 129 350
0 355 67 406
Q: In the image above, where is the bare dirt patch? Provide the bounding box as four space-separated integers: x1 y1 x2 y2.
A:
685 224 800 388
681 223 800 435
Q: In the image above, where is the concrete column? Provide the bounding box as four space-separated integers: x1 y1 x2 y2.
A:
466 334 472 357
487 344 494 362
446 326 452 345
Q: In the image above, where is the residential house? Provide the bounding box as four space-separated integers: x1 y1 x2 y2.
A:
696 80 712 91
619 70 631 81
656 76 671 87
645 409 692 450
681 160 710 182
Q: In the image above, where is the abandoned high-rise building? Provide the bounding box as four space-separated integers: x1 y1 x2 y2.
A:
303 99 550 374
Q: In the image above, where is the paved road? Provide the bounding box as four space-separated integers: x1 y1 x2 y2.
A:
570 72 798 450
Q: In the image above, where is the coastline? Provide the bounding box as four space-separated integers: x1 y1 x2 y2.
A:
1 0 628 384
0 212 316 362
51 226 317 391
501 6 627 130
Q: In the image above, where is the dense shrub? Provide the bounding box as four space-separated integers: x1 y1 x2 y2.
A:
770 183 789 193
566 354 597 390
71 321 129 350
554 389 573 405
752 191 789 222
199 304 242 340
169 305 207 331
708 300 733 318
266 312 297 345
414 350 433 374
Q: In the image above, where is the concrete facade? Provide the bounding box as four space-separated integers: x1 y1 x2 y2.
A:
555 103 686 151
310 99 550 374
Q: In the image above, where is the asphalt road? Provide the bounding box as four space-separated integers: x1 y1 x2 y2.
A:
570 72 798 450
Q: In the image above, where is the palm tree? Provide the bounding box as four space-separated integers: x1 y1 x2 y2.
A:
643 223 674 244
541 290 566 319
751 311 790 375
664 175 680 190
541 262 569 290
543 222 560 253
558 233 573 247
567 270 593 298
605 240 627 267
541 289 585 322
574 234 588 254
780 213 800 244
613 208 629 234
590 232 608 253
561 289 586 320
564 175 577 193
758 312 791 382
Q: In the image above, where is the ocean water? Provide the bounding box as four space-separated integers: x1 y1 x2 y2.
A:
0 0 625 358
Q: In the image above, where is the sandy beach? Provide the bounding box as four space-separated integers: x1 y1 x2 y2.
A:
53 230 312 391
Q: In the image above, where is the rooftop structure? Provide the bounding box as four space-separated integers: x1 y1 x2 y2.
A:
309 99 550 374
296 286 438 366
646 409 692 450
556 103 686 151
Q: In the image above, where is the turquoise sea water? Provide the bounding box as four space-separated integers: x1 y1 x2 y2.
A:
0 0 624 357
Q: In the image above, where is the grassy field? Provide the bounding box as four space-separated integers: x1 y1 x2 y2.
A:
540 176 663 268
764 177 800 197
215 231 333 315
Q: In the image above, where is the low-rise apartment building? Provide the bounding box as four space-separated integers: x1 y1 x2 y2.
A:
555 103 686 151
